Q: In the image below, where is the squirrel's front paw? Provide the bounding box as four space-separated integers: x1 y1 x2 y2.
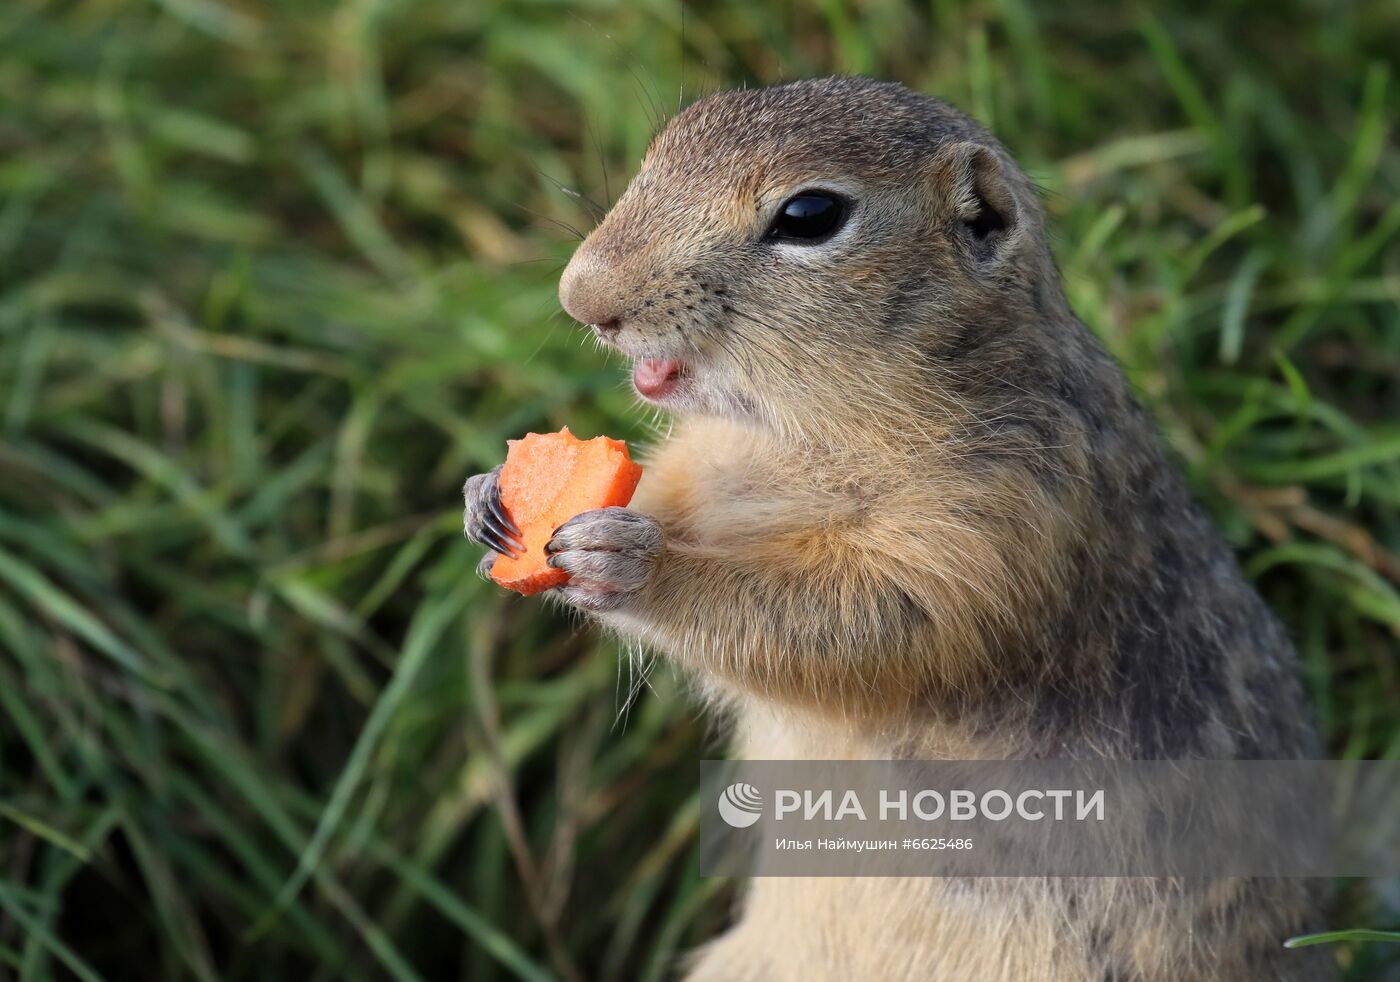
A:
546 507 663 612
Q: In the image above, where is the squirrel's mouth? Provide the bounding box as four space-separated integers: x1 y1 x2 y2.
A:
633 357 687 401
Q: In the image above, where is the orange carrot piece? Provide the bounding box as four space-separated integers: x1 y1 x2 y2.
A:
490 427 644 596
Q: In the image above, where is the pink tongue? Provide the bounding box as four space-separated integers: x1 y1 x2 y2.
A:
633 358 684 397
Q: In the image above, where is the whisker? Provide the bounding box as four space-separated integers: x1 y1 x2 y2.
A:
512 203 586 241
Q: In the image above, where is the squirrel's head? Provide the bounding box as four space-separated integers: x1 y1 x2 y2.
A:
559 77 1057 440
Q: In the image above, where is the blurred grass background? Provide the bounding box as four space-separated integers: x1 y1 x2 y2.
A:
1 0 1398 979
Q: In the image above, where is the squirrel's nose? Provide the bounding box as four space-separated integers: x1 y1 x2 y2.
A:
559 247 628 329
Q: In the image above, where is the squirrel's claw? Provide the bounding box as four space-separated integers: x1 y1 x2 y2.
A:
480 511 524 557
464 464 523 557
487 494 521 539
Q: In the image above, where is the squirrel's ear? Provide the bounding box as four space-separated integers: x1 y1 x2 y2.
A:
930 141 1024 266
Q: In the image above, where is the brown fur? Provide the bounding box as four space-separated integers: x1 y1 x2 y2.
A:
483 77 1333 980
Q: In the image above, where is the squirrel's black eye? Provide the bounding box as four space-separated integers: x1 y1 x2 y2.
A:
768 191 846 242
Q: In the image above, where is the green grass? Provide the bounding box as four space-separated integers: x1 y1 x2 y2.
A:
1 0 1398 979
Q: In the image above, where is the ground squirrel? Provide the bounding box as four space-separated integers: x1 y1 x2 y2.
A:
464 77 1332 981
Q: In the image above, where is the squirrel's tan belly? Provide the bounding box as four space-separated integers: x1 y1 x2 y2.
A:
685 878 1072 982
697 711 1086 982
